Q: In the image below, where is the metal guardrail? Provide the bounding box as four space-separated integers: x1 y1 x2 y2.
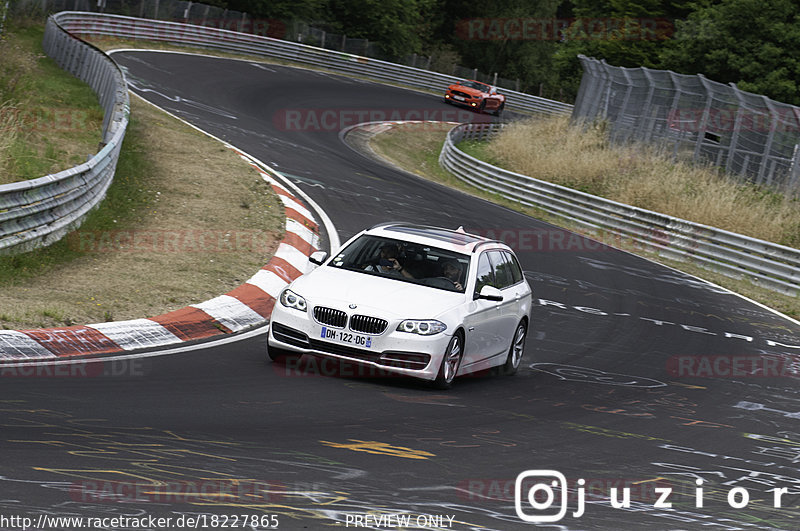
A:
3 11 568 255
54 12 574 117
0 15 129 254
440 122 800 296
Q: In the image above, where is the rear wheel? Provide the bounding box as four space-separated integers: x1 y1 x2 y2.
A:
432 333 464 389
500 321 527 375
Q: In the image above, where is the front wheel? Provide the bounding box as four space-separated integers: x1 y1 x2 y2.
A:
432 333 464 389
500 321 527 375
494 102 505 117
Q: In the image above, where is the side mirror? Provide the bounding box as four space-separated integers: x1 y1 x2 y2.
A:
476 285 503 302
308 251 328 266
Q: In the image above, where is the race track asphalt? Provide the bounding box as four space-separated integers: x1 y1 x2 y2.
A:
1 51 799 530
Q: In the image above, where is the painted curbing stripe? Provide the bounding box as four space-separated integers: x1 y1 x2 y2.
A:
284 207 316 229
192 294 266 332
275 242 314 273
225 283 277 319
263 256 303 283
0 331 58 359
277 194 315 222
0 81 332 362
150 306 233 340
246 269 291 299
286 218 318 247
282 230 317 257
22 326 123 357
88 319 182 351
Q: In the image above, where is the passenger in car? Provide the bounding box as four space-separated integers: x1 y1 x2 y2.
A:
440 260 464 291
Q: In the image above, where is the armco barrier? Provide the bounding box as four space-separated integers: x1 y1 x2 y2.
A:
53 12 573 117
439 122 800 296
0 16 129 255
4 11 569 255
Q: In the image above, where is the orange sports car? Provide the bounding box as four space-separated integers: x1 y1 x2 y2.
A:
444 79 505 115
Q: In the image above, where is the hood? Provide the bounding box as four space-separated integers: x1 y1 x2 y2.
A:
449 84 486 96
289 266 463 320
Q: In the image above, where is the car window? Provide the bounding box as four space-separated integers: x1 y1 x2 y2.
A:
329 235 470 293
474 252 495 296
504 251 524 285
489 251 513 289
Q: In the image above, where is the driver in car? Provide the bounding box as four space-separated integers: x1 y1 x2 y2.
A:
366 244 413 278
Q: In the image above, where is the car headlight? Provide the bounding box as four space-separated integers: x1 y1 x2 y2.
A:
279 289 307 312
396 319 447 336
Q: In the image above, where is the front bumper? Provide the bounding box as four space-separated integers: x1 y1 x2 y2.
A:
444 92 483 109
267 305 452 381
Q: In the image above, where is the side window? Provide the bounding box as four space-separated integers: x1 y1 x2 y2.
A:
489 251 513 289
474 253 494 296
504 251 524 285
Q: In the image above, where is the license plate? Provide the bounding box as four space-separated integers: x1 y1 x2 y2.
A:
320 326 372 348
453 95 465 101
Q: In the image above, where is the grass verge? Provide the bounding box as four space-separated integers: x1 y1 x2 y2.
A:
0 94 284 329
0 21 104 183
368 123 800 320
465 116 800 248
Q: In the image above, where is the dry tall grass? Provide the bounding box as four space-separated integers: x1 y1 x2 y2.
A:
0 101 19 179
485 116 800 248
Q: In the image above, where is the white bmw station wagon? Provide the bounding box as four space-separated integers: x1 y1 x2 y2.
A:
267 223 532 388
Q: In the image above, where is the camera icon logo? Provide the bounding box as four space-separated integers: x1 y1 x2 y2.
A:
515 470 569 523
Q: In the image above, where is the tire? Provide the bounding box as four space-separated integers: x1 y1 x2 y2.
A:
267 345 300 363
500 321 527 375
494 102 505 117
477 100 486 113
432 333 464 390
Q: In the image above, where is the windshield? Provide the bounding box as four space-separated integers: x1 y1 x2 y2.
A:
459 80 490 92
328 235 470 293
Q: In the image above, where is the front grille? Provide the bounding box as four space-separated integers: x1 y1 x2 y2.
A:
452 90 472 98
313 306 347 328
350 315 388 335
308 338 381 363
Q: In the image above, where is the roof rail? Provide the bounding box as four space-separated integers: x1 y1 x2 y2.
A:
472 239 506 253
369 221 410 230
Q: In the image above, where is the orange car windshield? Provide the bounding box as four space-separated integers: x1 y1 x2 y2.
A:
459 81 491 92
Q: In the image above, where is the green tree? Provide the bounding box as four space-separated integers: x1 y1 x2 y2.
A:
325 0 438 58
552 0 694 101
659 0 800 105
435 0 561 95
